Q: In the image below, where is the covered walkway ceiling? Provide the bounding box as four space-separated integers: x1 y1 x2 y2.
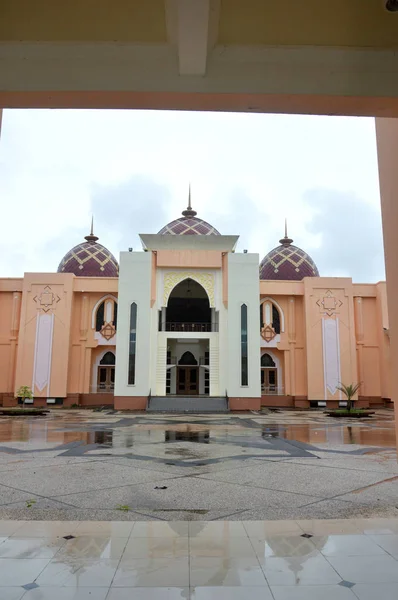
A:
1 0 398 115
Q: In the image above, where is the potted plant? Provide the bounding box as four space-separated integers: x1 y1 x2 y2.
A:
16 385 33 408
325 382 374 418
336 382 361 412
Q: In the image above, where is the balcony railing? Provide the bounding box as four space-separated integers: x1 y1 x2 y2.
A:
163 322 217 333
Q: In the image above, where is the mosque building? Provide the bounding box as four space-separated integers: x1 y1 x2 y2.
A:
0 193 391 411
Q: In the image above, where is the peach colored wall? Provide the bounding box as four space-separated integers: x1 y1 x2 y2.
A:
156 249 223 269
0 293 15 393
303 278 357 401
68 289 118 395
15 273 75 397
376 283 391 399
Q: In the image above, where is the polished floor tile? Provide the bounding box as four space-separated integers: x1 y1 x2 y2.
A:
316 534 388 556
56 536 128 560
189 536 256 558
296 519 362 535
36 558 119 587
189 522 247 538
0 588 25 600
112 557 189 587
0 537 65 559
270 585 357 599
356 519 398 535
191 586 274 599
106 588 189 599
353 582 398 600
21 589 110 600
123 537 189 559
131 522 188 538
190 557 268 587
0 521 24 536
250 536 318 558
260 554 342 586
11 522 78 539
0 557 50 586
243 521 304 538
73 521 134 537
369 534 398 556
327 554 398 583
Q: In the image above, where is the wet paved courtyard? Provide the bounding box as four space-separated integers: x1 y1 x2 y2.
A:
0 409 396 522
1 517 398 598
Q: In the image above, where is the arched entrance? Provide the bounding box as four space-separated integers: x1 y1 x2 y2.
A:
261 352 278 394
97 351 115 393
166 278 211 332
177 351 199 396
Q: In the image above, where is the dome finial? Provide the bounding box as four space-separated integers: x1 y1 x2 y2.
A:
279 218 293 245
182 183 197 218
85 215 99 242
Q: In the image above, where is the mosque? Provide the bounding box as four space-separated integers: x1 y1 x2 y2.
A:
0 193 391 411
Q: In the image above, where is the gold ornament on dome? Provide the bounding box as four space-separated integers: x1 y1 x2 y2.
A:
261 325 276 343
100 322 116 341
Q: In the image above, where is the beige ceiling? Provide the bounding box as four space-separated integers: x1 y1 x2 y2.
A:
219 0 398 48
1 0 398 47
0 0 167 42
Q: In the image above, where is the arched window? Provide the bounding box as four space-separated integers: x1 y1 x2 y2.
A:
100 351 115 366
261 353 276 368
260 299 282 335
95 299 118 332
272 305 280 334
178 351 198 366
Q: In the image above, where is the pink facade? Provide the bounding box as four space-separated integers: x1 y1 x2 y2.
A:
0 272 391 410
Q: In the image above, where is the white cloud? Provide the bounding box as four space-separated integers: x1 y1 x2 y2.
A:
0 109 383 281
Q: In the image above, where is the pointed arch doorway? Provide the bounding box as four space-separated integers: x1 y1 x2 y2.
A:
177 351 199 395
97 351 115 393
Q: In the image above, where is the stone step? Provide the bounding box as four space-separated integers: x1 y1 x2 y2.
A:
147 396 229 413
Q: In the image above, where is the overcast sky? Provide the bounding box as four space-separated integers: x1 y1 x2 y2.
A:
0 109 385 282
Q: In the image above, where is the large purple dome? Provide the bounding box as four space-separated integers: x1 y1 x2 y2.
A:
158 191 220 236
57 226 119 277
260 228 319 281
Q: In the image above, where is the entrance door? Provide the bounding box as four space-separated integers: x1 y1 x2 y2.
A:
97 366 115 393
261 368 277 393
177 367 199 395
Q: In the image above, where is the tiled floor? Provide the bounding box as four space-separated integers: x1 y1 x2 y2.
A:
1 518 398 598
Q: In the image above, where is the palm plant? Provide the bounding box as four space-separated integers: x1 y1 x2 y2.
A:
16 385 33 408
336 382 361 411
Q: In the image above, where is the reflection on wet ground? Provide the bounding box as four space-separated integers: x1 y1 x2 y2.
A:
0 410 394 448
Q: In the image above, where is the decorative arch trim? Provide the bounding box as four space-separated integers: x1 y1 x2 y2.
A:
260 297 285 332
91 294 118 329
163 272 215 307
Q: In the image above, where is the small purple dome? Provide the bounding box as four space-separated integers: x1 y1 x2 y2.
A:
57 229 119 277
158 192 220 235
260 230 319 281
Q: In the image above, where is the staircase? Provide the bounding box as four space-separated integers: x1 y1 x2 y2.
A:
147 395 229 413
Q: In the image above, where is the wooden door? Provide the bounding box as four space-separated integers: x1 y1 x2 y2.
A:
177 367 199 395
97 366 115 392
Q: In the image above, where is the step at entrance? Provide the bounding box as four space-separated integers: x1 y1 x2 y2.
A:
147 396 229 413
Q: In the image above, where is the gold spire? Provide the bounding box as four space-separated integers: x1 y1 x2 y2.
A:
182 183 197 218
85 215 99 242
279 218 293 245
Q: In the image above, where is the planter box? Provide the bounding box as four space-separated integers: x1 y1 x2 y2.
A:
325 410 375 418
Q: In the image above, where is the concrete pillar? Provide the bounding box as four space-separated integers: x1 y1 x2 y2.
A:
375 118 398 444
